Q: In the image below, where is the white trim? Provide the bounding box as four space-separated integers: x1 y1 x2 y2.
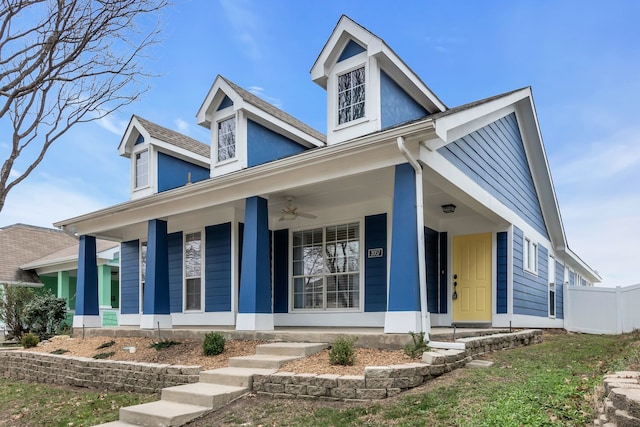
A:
118 314 141 326
548 254 556 318
384 311 421 333
171 312 235 326
523 235 538 275
140 314 172 329
139 240 147 313
183 229 204 313
73 315 101 328
274 312 384 327
492 313 564 329
236 313 274 331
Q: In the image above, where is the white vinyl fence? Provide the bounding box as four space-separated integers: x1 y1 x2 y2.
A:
564 283 640 334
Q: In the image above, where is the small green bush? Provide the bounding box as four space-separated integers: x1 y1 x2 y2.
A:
404 331 430 359
329 336 357 366
149 339 181 350
93 351 115 359
50 348 69 355
21 332 40 348
202 332 225 356
96 340 115 350
23 291 67 340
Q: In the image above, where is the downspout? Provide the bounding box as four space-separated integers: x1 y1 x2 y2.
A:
397 136 429 336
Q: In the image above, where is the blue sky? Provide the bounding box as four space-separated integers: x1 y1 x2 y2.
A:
1 1 639 286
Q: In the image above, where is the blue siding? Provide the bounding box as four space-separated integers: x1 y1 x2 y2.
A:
205 223 232 312
365 214 387 312
247 120 307 167
145 219 170 314
120 240 140 314
76 235 99 316
167 232 183 313
380 70 428 129
555 261 564 319
512 226 549 317
135 134 144 145
388 163 420 311
439 232 448 314
218 95 233 110
425 227 439 313
569 271 575 286
496 232 508 314
157 152 209 192
273 229 288 313
438 114 548 238
338 39 365 62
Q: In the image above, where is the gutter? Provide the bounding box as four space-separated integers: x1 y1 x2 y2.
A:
396 136 430 336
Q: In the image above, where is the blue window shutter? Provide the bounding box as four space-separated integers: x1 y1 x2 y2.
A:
205 223 232 312
120 240 140 314
273 229 288 313
439 232 448 314
425 227 439 313
168 232 183 313
496 232 508 314
365 213 387 312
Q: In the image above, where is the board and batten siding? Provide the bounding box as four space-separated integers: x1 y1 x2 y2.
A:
438 113 548 239
167 232 183 313
512 226 549 317
120 240 139 314
205 223 232 312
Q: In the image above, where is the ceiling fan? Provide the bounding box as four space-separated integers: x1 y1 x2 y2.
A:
279 196 317 221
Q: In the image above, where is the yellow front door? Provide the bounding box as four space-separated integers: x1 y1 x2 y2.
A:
452 233 492 323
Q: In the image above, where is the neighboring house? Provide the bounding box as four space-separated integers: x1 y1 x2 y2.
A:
0 223 119 327
55 16 600 334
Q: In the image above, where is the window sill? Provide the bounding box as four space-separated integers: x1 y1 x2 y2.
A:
215 157 238 167
334 116 369 132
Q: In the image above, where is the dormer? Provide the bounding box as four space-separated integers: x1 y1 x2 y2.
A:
196 76 325 178
311 15 447 145
118 116 210 200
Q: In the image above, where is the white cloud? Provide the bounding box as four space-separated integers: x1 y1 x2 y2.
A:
248 86 282 108
219 0 263 61
9 168 20 179
97 114 129 136
174 118 190 134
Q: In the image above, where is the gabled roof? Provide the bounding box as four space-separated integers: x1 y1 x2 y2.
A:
118 115 210 165
0 224 78 285
20 239 118 272
310 15 447 114
196 75 326 148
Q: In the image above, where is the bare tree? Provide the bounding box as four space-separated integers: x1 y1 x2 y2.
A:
0 0 168 212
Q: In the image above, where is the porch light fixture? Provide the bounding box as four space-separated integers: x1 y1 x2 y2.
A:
441 204 456 214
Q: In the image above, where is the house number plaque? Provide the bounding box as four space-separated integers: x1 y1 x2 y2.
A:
368 248 383 258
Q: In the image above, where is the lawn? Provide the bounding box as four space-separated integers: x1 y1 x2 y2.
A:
1 331 638 427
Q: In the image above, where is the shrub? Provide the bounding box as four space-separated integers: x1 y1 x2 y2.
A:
404 331 430 359
150 339 181 350
21 332 39 348
23 291 67 341
93 351 115 359
96 340 115 350
202 332 225 356
50 348 69 355
0 284 35 339
329 336 357 366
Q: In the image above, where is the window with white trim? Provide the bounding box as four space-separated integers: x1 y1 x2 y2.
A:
140 241 147 311
523 236 538 274
134 149 149 188
184 232 202 311
292 223 360 310
217 117 236 162
337 67 365 124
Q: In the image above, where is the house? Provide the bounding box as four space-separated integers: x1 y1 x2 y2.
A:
54 16 600 334
0 223 119 327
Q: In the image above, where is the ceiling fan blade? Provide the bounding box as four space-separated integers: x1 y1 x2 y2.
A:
296 212 317 219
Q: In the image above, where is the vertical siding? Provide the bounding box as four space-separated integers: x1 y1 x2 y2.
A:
247 120 307 167
120 240 140 314
167 231 183 313
365 214 387 312
439 232 448 314
555 260 564 319
380 70 428 129
273 229 288 313
496 232 508 314
438 113 548 238
157 152 209 192
205 223 232 312
512 226 549 317
425 227 439 313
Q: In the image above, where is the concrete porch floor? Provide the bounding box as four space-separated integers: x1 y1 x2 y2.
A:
75 326 512 349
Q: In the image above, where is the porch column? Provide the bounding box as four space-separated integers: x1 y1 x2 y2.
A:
385 163 422 333
140 219 172 329
73 235 101 328
237 196 274 330
98 265 112 308
57 270 70 306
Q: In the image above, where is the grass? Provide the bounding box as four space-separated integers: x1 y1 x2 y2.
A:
197 331 640 427
0 380 155 426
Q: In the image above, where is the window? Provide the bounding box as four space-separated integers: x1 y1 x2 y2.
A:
217 117 236 162
184 232 202 311
523 237 538 274
548 255 556 318
292 223 360 310
140 241 147 311
338 67 365 124
134 149 149 188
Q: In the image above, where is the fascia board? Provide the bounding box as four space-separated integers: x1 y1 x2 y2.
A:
118 116 150 157
55 120 436 235
558 247 602 283
151 140 210 167
241 104 325 148
196 76 221 127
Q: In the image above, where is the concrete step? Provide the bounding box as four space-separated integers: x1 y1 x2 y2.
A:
228 354 300 369
200 367 276 387
255 342 327 357
119 400 209 427
161 382 247 409
92 421 138 427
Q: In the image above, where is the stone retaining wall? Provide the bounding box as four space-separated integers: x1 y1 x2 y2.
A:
0 350 201 394
595 371 640 426
254 329 542 401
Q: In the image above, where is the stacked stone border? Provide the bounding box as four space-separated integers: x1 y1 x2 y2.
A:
254 329 542 401
594 371 640 426
0 351 201 394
